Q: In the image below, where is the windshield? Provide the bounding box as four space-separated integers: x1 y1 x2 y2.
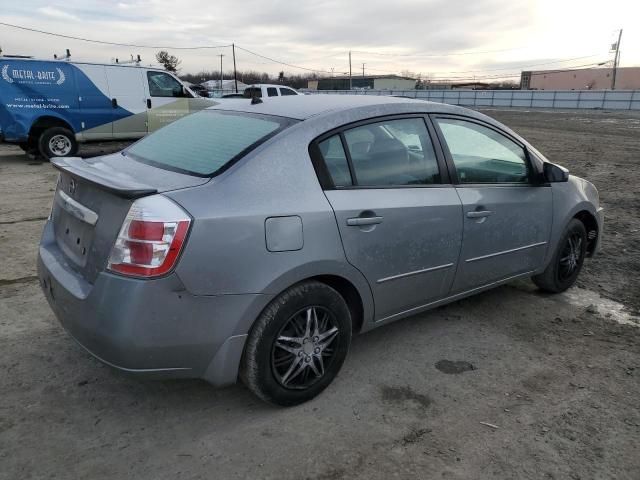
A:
125 110 294 176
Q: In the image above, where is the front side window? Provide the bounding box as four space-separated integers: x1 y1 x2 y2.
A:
342 118 440 186
280 88 297 96
126 111 294 176
147 71 184 98
267 87 278 97
435 118 529 183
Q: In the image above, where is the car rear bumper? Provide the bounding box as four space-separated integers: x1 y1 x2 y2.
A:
37 221 272 386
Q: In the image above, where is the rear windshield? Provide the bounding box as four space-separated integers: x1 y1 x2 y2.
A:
125 110 293 176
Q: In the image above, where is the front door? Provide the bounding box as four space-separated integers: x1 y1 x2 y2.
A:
316 117 463 321
432 116 552 293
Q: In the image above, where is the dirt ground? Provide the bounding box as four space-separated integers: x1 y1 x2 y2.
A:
1 109 639 480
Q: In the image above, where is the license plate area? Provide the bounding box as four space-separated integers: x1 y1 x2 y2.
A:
53 207 95 268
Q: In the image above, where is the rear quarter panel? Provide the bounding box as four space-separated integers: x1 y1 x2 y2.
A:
166 121 375 333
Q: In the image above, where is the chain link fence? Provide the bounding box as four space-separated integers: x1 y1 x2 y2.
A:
304 89 640 110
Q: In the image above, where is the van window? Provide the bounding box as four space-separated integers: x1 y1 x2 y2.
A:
147 71 185 97
126 111 295 176
280 88 298 96
267 87 278 97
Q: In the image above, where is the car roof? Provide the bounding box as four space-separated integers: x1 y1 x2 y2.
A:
210 94 471 121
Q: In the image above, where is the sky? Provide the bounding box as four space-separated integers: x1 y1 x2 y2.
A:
1 0 638 81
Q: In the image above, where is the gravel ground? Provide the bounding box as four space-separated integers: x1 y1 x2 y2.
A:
1 109 639 480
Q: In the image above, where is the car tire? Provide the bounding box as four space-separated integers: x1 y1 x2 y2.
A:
532 218 587 293
38 127 78 159
240 281 352 406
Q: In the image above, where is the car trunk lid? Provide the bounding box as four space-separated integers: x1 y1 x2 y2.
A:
49 154 208 283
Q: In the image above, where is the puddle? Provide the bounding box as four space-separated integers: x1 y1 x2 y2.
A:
562 288 639 327
435 360 475 374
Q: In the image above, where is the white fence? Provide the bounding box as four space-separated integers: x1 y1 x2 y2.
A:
306 89 640 110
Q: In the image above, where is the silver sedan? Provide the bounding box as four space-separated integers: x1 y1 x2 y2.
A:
38 96 603 405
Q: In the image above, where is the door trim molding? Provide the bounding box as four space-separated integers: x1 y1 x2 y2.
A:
377 262 454 284
466 241 547 263
376 269 536 324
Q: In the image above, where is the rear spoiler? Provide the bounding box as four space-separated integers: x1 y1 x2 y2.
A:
51 157 158 198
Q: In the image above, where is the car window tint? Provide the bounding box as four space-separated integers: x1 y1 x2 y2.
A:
343 118 440 186
280 88 297 96
126 111 292 176
147 71 184 97
318 135 352 187
243 87 262 98
267 87 278 97
436 118 528 183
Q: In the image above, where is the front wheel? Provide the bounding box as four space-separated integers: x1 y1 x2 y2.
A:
533 218 587 293
240 281 352 406
38 127 78 159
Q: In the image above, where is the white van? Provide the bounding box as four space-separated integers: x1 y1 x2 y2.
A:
0 57 215 157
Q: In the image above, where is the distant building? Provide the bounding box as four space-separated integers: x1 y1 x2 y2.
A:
521 67 640 90
310 75 416 91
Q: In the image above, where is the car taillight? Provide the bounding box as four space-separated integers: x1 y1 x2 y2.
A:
107 195 191 278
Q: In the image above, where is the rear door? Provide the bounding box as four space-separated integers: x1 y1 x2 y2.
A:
432 116 552 293
314 116 463 322
105 66 147 138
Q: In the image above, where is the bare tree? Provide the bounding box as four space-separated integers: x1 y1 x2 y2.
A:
155 51 181 73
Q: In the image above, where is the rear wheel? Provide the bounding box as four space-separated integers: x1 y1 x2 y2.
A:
240 281 352 406
533 219 587 293
38 127 78 159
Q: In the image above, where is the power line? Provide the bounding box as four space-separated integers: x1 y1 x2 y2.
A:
0 21 232 50
234 45 334 74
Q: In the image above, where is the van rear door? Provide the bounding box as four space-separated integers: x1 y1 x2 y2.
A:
105 66 147 138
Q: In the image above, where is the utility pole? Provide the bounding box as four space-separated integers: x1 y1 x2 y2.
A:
218 54 225 91
232 44 238 93
349 51 352 90
362 63 365 77
611 29 623 90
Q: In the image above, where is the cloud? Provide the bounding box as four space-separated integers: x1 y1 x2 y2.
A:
37 6 81 21
1 0 638 77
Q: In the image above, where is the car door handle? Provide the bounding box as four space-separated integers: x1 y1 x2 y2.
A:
466 210 493 218
346 216 383 226
147 99 152 109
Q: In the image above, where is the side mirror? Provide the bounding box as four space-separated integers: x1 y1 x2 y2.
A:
543 162 569 182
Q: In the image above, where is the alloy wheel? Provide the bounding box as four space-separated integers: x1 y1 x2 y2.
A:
271 306 339 389
558 233 583 281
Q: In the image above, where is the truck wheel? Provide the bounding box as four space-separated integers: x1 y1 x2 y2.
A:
240 281 352 406
38 127 78 159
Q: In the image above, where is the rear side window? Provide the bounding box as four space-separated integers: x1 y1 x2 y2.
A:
267 87 278 97
126 111 293 176
280 88 297 96
243 87 262 98
435 118 529 183
343 118 440 186
318 135 352 187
